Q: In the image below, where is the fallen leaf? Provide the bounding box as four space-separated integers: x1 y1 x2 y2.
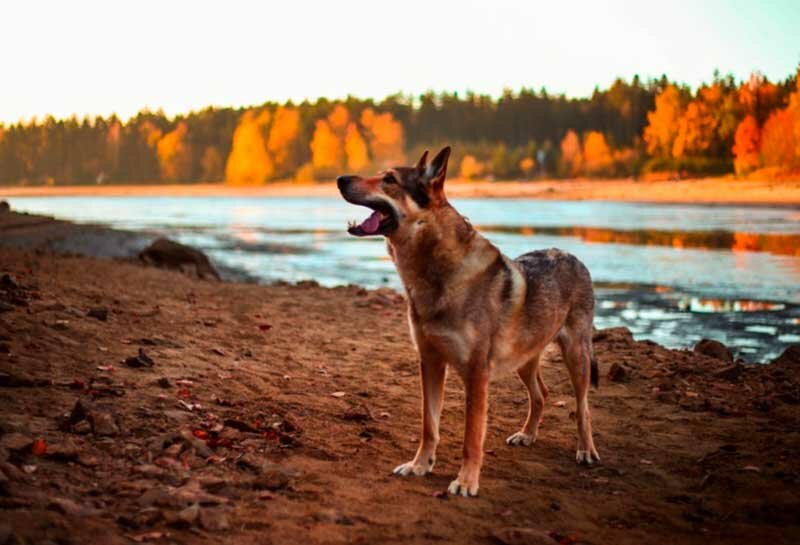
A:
97 365 114 372
31 439 47 456
640 459 654 465
258 324 272 331
331 391 346 398
740 465 761 472
554 400 566 407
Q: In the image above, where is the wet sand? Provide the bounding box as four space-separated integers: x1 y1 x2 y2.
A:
2 176 800 206
1 210 799 544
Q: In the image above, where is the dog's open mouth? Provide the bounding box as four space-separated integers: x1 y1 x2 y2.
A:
347 203 398 237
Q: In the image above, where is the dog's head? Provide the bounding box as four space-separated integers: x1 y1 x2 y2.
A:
337 146 451 238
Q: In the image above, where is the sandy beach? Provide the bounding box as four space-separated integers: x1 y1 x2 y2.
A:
2 177 800 206
0 208 799 544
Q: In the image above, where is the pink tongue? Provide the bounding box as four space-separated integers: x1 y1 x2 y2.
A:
359 210 382 234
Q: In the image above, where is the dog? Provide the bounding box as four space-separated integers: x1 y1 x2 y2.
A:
337 147 599 497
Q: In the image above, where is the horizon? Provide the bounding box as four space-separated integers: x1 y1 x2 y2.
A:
2 0 799 124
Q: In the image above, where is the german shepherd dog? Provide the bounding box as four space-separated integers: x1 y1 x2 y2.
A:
337 147 599 497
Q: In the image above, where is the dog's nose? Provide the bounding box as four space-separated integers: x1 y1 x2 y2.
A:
336 175 352 190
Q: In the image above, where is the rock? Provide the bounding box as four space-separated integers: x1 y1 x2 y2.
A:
165 503 200 528
139 238 220 280
157 377 172 389
87 307 109 321
49 497 103 517
694 339 733 363
713 364 744 382
0 302 14 313
772 344 800 366
491 527 560 545
607 362 628 382
90 411 120 436
250 463 297 491
45 439 79 461
0 201 10 213
170 479 228 506
0 372 51 387
125 348 154 369
0 274 16 288
199 507 230 531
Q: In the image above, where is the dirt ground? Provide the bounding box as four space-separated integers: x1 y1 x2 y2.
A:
0 245 799 545
2 176 800 206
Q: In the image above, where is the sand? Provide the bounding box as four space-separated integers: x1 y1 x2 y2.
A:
1 216 799 543
2 177 800 206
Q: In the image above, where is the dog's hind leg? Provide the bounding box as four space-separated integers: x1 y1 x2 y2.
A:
557 321 600 465
506 353 547 446
394 350 446 477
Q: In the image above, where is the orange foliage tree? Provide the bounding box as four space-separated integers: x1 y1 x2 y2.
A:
266 106 301 177
156 122 192 182
344 123 369 171
644 85 683 157
310 119 344 176
459 154 483 179
582 131 613 175
560 130 582 176
732 115 760 174
360 108 405 166
225 110 274 185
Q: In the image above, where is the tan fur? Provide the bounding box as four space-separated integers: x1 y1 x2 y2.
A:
337 147 599 497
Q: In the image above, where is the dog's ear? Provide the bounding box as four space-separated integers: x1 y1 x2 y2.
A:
415 150 429 171
426 146 450 188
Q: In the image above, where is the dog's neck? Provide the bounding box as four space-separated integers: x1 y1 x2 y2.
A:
387 204 500 312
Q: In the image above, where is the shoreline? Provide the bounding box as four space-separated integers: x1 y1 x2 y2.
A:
2 177 800 207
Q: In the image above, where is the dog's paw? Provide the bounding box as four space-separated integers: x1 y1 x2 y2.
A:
506 431 534 446
576 448 600 465
447 475 479 497
393 458 434 477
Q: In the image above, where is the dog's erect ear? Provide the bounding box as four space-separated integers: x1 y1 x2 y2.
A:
426 146 451 187
415 150 429 171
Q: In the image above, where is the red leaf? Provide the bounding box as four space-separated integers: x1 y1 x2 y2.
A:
32 439 47 456
192 429 208 440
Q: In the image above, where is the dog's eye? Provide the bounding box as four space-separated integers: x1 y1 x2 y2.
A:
382 175 397 185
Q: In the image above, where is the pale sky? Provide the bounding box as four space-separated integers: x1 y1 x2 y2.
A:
1 0 799 123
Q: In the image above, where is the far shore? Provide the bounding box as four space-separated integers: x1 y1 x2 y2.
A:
2 177 800 206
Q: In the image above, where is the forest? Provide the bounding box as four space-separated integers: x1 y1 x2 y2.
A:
0 69 798 185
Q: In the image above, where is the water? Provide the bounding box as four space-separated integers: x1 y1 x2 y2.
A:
7 196 800 362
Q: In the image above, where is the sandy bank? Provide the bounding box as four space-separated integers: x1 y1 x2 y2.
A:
0 243 798 544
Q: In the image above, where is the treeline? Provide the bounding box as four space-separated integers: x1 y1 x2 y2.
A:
0 69 798 185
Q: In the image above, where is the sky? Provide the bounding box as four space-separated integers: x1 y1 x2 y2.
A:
1 0 799 123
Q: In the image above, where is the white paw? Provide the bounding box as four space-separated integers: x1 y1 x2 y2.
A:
393 458 434 476
506 431 534 446
576 449 600 465
447 476 479 497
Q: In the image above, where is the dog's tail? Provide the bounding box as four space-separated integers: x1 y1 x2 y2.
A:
590 353 599 388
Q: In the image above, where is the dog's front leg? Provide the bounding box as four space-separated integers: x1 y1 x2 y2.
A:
393 350 446 477
449 362 489 497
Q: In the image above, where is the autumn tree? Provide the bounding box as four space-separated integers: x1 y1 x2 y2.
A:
310 119 344 177
459 154 483 179
644 85 683 157
156 122 192 182
732 115 760 174
560 130 582 176
344 123 369 171
266 106 301 178
360 108 405 166
582 131 613 175
200 146 224 181
225 110 273 185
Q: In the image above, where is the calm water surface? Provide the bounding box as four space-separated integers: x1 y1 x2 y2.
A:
8 196 800 362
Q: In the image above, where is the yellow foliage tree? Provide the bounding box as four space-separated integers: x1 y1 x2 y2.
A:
459 154 483 180
327 104 350 133
560 130 582 176
360 108 405 166
310 119 344 176
672 101 715 158
644 85 683 157
732 115 760 174
344 123 369 171
156 122 192 182
519 156 536 178
225 110 274 185
266 106 301 177
582 131 613 175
